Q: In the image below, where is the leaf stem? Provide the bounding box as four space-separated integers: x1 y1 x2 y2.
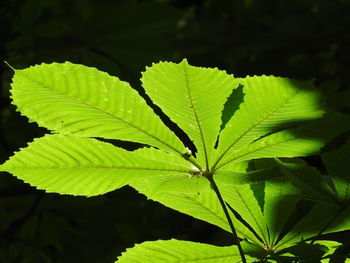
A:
206 173 247 263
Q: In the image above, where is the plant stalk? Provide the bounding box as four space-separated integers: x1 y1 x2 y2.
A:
207 174 247 263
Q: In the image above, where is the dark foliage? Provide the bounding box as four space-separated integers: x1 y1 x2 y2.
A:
1 0 349 262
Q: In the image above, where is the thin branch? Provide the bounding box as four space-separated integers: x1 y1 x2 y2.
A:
225 201 265 245
206 174 247 263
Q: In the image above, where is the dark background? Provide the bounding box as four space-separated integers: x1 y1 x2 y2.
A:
1 0 350 262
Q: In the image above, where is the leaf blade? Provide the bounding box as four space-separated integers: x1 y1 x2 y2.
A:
141 59 238 168
322 140 350 202
0 135 192 196
215 175 269 245
131 180 264 246
10 62 185 154
275 204 350 250
215 111 350 169
214 76 324 169
115 239 249 263
263 176 301 246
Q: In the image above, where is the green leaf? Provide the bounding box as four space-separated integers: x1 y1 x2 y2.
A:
216 161 302 248
0 134 192 196
283 242 328 262
275 204 350 250
131 169 210 195
214 129 323 168
312 241 350 263
115 239 250 263
130 180 263 246
276 159 337 204
273 158 350 249
316 240 344 263
329 243 350 263
322 140 350 203
6 60 349 261
241 240 268 259
214 110 350 170
10 62 185 155
214 76 324 170
214 167 281 186
141 59 238 168
215 175 269 245
263 176 301 246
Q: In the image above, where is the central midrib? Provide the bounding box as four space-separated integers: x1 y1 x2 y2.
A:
8 166 192 172
142 245 236 262
182 63 209 170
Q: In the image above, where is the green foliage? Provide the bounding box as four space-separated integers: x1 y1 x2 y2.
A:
0 134 192 196
10 62 185 153
1 60 350 262
116 239 253 263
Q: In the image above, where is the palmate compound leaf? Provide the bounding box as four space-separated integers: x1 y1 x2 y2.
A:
279 140 350 246
214 167 302 248
141 59 238 168
204 114 350 251
274 154 350 250
4 60 350 261
10 62 186 155
0 134 194 196
215 159 305 249
115 239 254 263
129 102 349 254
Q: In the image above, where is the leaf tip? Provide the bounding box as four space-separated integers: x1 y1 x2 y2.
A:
0 163 7 172
181 58 189 65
